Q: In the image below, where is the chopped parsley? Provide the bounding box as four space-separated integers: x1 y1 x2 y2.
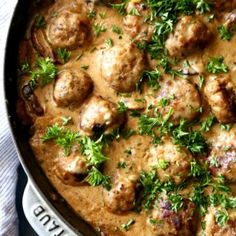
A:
55 48 71 63
158 96 174 108
30 57 58 87
140 68 161 90
172 120 208 154
75 52 83 61
157 159 170 170
61 116 72 126
79 136 108 166
20 59 30 73
112 24 123 35
105 38 113 47
86 166 111 190
129 7 141 16
111 0 128 16
35 15 46 28
93 23 107 37
220 124 232 132
215 210 229 227
121 219 135 231
99 12 107 19
200 115 216 132
198 75 205 89
138 108 174 138
117 101 128 113
121 129 136 139
194 0 212 14
117 161 127 168
81 64 89 70
88 10 96 18
207 56 229 74
43 124 79 155
169 193 184 212
43 125 110 188
218 25 232 41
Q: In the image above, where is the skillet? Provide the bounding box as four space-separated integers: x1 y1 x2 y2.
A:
3 0 97 235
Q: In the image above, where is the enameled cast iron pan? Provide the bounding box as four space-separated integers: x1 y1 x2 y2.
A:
3 0 97 235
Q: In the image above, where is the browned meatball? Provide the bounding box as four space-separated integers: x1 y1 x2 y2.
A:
150 77 201 124
204 74 236 123
123 1 153 41
147 138 192 184
55 152 88 185
207 126 236 182
79 96 124 136
53 69 93 107
149 198 198 236
210 0 236 11
203 207 236 236
103 173 138 213
101 43 145 93
165 16 211 57
46 9 89 50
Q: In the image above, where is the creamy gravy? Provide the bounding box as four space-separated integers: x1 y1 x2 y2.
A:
17 0 236 235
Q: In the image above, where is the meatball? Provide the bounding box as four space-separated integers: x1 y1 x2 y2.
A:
101 43 145 93
165 16 211 57
151 77 201 124
46 9 89 49
207 127 236 182
149 198 198 236
147 138 192 184
79 96 124 136
53 69 93 107
103 173 138 213
203 207 236 236
209 0 236 11
55 152 88 185
204 74 236 123
123 1 153 41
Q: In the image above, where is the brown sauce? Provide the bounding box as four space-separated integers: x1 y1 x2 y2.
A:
17 0 236 235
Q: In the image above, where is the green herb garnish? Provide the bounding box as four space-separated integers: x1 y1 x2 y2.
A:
55 48 71 63
207 56 229 74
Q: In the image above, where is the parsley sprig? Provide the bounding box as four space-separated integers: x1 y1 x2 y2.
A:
55 48 71 64
207 56 229 74
218 25 232 41
30 57 58 87
139 111 208 155
43 124 110 189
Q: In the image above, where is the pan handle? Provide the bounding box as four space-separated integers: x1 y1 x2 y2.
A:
22 181 78 236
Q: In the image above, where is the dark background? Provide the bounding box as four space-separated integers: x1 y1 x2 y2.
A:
16 165 37 236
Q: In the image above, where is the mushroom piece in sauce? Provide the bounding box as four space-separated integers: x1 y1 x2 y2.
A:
21 84 44 117
79 96 125 136
101 43 145 93
53 69 93 107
